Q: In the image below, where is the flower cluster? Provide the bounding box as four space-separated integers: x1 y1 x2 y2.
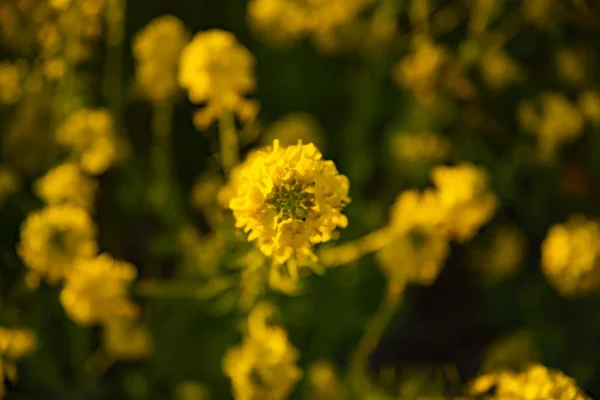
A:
0 327 36 398
541 215 600 297
223 303 302 400
34 162 98 210
227 140 350 289
179 30 259 129
133 15 190 103
469 364 591 400
55 108 120 175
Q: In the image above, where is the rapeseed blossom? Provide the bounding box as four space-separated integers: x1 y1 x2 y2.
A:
0 61 25 105
17 205 97 284
55 108 119 175
103 320 152 360
228 140 349 288
0 327 36 398
469 364 591 400
179 29 258 129
223 303 302 400
541 215 600 297
60 253 139 325
133 15 189 103
34 162 97 209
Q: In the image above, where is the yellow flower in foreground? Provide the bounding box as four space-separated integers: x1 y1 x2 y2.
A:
518 93 584 162
103 320 152 360
179 29 258 129
34 162 97 209
377 190 450 287
229 140 350 286
469 364 590 400
60 253 139 326
133 15 190 102
431 163 498 241
17 205 97 284
56 108 119 175
541 215 600 297
0 327 36 399
223 303 302 400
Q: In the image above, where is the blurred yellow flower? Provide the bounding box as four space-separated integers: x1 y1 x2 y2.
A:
555 48 587 84
0 327 36 399
469 364 590 400
133 15 190 103
179 29 258 129
470 226 525 281
17 205 97 284
307 361 346 400
103 320 152 361
261 112 326 151
393 37 448 94
480 330 539 372
223 303 302 400
518 93 584 162
56 108 119 175
60 253 139 325
0 61 26 105
522 0 552 28
430 163 498 241
34 162 97 209
228 140 349 288
175 382 211 400
578 91 600 125
541 215 600 297
389 131 450 165
0 167 19 207
480 48 524 91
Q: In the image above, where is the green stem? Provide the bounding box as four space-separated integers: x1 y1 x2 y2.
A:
218 110 239 175
102 0 125 117
150 100 175 208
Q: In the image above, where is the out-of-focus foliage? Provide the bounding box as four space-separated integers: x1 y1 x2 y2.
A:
2 0 600 399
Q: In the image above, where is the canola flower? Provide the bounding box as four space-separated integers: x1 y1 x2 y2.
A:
389 131 450 165
102 320 152 361
479 48 524 91
133 15 190 103
469 364 591 400
17 205 97 284
578 91 600 125
34 162 98 209
0 61 26 105
60 253 139 325
179 29 258 129
470 225 525 281
55 108 119 175
307 361 346 400
261 112 326 151
0 327 36 399
228 140 350 290
541 215 600 297
393 36 448 94
518 93 584 162
223 303 302 400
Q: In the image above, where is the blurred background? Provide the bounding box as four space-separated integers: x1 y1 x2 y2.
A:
2 0 600 398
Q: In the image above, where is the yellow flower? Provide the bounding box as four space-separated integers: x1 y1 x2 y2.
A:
0 61 26 105
103 320 152 360
393 37 448 94
34 162 97 209
261 112 326 151
223 303 302 400
17 205 97 284
0 327 36 399
555 48 587 84
578 91 600 125
60 253 139 325
307 361 346 400
469 364 591 400
179 29 258 129
133 15 190 103
377 190 450 287
541 215 600 297
175 382 211 400
55 108 119 175
470 226 525 281
480 48 524 90
0 167 19 207
389 131 450 165
430 163 498 242
228 140 350 285
518 93 584 162
480 330 539 373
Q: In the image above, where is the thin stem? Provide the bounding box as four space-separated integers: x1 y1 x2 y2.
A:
149 100 175 210
135 279 232 299
218 110 239 175
102 0 125 117
319 227 394 267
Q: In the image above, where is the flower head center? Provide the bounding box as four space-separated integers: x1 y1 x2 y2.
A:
266 181 315 221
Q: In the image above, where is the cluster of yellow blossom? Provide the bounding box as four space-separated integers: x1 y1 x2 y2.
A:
17 204 98 284
479 48 525 91
389 131 450 166
247 0 374 52
261 113 326 151
55 108 120 175
102 320 153 361
133 15 190 103
34 162 98 210
179 30 259 129
518 93 584 162
377 163 497 289
227 140 350 290
470 226 525 281
0 327 36 398
541 215 600 297
469 364 591 400
223 303 302 400
578 91 600 125
307 361 346 400
0 61 26 106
